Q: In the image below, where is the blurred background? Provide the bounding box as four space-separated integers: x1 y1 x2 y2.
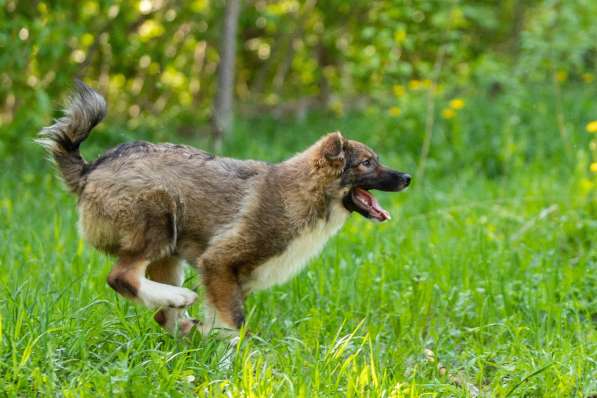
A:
1 2 596 395
1 0 596 181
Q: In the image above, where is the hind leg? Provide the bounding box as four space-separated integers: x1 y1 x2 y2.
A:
107 256 198 310
103 189 198 309
147 257 198 335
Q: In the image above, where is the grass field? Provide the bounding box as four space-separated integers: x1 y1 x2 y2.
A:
0 85 595 396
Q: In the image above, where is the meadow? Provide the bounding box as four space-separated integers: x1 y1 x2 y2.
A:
0 84 595 397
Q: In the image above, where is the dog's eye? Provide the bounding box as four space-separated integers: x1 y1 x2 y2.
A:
361 159 371 167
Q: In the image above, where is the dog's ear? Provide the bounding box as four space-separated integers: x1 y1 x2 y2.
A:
314 131 347 174
320 131 345 163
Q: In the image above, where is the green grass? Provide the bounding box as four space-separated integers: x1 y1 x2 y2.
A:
0 85 595 396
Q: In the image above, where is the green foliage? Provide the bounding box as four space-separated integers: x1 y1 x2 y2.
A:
1 0 595 153
519 0 597 79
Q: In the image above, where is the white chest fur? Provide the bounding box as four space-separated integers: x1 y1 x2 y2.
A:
246 203 348 292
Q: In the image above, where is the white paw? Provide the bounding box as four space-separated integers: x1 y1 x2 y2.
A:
166 287 198 308
138 279 198 309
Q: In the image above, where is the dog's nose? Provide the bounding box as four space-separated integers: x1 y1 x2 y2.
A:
402 174 411 187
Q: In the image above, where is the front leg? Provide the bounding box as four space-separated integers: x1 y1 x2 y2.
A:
199 258 245 335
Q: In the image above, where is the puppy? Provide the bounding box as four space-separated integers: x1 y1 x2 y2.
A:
37 81 411 336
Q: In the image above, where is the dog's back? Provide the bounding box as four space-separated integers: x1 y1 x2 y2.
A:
78 140 269 259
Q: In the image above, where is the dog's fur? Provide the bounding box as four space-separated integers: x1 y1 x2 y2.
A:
37 81 410 336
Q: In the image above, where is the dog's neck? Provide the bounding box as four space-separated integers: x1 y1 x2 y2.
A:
276 150 346 229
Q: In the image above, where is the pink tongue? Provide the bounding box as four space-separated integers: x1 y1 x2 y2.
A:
355 188 391 222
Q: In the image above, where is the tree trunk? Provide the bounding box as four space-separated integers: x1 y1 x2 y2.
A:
212 0 241 151
510 0 526 56
316 40 332 109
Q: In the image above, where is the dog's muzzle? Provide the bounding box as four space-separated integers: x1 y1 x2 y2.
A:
342 168 411 222
358 168 411 192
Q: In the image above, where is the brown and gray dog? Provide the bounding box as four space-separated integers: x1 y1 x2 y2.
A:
37 81 411 336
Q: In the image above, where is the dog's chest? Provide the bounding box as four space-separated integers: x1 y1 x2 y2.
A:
246 204 348 292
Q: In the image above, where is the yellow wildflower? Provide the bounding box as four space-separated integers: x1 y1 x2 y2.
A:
394 29 407 44
388 106 401 117
555 70 568 82
449 98 465 110
591 163 597 173
392 84 405 97
409 79 422 90
579 178 593 192
582 73 594 83
587 121 597 133
81 33 94 47
442 108 455 119
37 2 48 13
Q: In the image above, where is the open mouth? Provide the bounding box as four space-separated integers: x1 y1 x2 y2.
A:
350 187 391 222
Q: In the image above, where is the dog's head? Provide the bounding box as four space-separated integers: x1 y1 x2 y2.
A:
316 131 411 222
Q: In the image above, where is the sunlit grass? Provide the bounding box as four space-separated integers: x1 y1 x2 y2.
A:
0 87 595 396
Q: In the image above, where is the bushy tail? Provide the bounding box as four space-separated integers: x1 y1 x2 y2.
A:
36 80 106 194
